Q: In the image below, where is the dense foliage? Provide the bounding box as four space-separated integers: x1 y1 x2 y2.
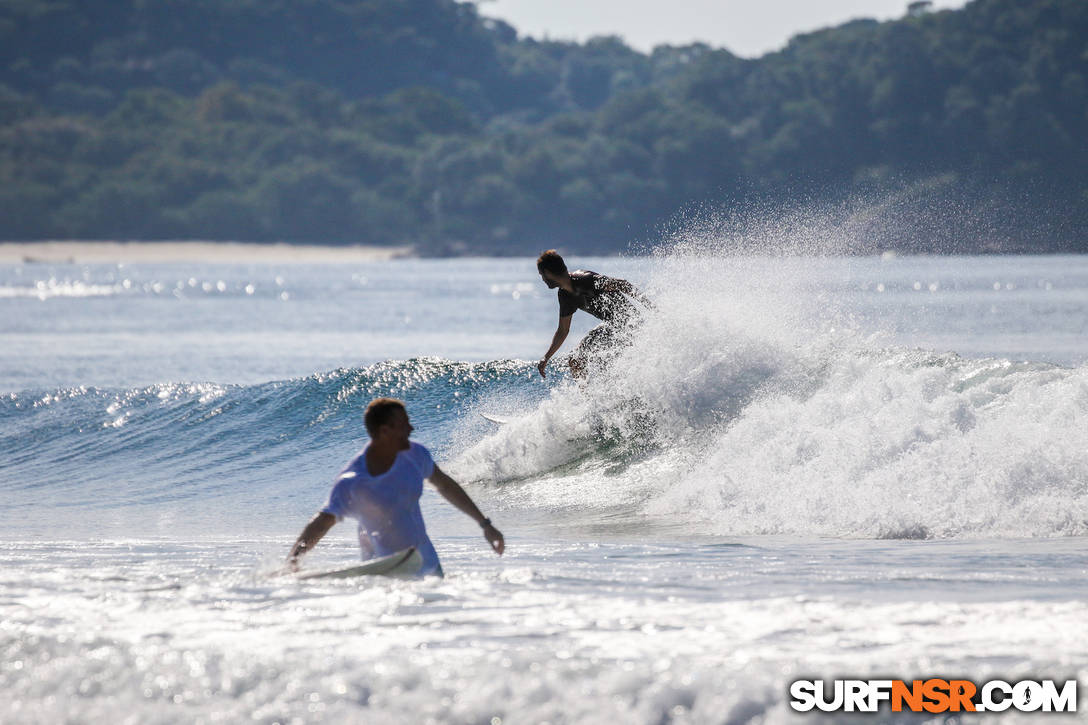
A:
1 0 1085 252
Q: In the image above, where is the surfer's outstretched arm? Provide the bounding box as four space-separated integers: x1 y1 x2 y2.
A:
287 511 337 569
539 314 572 378
428 465 505 555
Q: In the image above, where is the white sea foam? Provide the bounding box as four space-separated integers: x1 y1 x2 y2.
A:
1 537 1085 724
456 255 1088 539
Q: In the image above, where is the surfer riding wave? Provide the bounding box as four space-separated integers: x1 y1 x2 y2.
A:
536 249 652 379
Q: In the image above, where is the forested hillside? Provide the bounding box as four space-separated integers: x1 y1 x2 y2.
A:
1 0 1085 252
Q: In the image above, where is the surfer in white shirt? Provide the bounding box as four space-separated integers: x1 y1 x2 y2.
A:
287 398 504 576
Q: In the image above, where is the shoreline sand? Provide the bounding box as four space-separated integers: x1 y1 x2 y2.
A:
0 241 414 264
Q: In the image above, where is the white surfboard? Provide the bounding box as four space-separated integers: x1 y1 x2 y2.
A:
297 547 422 580
479 412 512 425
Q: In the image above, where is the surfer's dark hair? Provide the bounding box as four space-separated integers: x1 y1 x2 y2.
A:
364 397 406 437
537 249 567 276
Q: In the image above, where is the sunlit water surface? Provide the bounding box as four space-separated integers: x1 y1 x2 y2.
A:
2 254 1087 723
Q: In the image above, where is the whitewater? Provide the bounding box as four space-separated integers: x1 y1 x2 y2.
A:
1 253 1086 723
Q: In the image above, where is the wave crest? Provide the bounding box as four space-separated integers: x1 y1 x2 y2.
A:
454 253 1088 540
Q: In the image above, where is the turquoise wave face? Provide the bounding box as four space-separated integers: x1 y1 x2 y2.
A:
0 359 541 517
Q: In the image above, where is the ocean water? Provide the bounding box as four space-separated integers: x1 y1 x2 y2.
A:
2 253 1087 723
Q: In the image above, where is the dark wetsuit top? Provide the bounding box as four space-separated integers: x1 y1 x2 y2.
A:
557 270 637 323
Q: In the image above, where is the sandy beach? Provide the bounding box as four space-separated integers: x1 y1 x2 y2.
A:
0 241 413 264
